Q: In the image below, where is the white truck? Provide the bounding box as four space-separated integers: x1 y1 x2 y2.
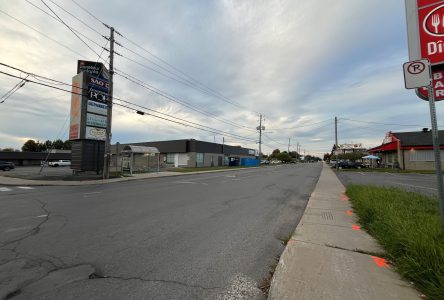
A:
48 160 71 167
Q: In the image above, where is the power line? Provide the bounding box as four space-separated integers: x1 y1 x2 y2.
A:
0 8 86 58
70 0 108 27
40 0 103 57
340 117 426 127
114 69 256 132
267 118 332 130
53 1 261 115
0 75 28 104
115 33 260 115
47 0 106 37
24 0 107 50
0 66 256 143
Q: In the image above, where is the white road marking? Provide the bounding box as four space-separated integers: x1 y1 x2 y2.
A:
83 191 101 195
175 181 197 184
0 187 12 192
225 175 236 178
358 172 365 175
17 186 34 190
392 182 437 191
201 183 208 186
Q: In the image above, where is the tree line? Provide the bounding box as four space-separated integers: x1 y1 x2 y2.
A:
0 139 71 152
262 149 321 163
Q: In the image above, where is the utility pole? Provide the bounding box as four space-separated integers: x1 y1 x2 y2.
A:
103 27 114 180
288 138 290 153
335 116 338 148
257 114 264 162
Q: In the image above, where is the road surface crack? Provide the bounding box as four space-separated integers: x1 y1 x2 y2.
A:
89 273 222 291
0 199 51 250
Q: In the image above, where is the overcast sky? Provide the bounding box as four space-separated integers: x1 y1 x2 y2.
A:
0 0 439 156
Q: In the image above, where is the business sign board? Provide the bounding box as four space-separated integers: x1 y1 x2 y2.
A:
89 76 109 92
88 87 108 104
77 60 109 80
405 0 444 100
403 59 432 89
86 113 107 128
69 73 84 140
87 100 108 116
85 126 106 141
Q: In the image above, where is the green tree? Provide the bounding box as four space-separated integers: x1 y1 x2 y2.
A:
44 140 53 150
52 139 64 150
277 152 292 163
62 140 71 150
36 140 47 152
22 139 38 152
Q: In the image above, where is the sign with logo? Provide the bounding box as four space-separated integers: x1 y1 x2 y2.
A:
85 126 106 141
88 87 108 104
87 100 107 116
89 76 109 91
77 60 109 80
405 0 444 100
418 2 444 65
403 59 432 89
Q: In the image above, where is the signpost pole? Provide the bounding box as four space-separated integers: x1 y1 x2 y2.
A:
103 27 114 180
427 85 444 225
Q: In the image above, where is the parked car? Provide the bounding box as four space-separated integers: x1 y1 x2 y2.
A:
0 161 15 171
48 160 71 167
335 161 365 169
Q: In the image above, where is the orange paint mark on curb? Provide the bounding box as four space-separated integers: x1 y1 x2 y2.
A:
352 225 361 231
346 210 353 216
371 256 389 268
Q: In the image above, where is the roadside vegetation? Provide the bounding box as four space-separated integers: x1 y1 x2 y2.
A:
336 167 438 174
347 185 444 299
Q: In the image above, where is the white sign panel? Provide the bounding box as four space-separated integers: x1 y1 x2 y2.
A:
403 59 432 89
86 113 107 128
87 100 107 116
85 126 106 141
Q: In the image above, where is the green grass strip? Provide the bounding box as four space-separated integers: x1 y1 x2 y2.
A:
347 185 444 299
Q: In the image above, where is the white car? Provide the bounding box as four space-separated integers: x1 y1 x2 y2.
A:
48 160 71 167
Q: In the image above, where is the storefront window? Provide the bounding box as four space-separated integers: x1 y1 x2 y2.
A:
166 153 175 164
196 153 204 167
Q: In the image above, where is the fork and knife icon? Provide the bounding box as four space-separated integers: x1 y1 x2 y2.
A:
431 14 444 33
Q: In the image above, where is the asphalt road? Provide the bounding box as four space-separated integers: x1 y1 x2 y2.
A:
0 163 322 299
336 169 439 197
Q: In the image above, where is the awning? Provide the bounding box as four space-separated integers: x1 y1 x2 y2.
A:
122 145 159 154
368 141 397 153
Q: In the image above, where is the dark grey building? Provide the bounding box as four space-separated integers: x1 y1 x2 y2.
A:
111 139 256 168
0 150 71 166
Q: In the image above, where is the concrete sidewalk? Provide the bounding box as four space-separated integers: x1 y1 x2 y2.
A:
268 164 420 299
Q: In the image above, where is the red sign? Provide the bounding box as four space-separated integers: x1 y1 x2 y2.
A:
417 64 444 100
418 1 444 65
